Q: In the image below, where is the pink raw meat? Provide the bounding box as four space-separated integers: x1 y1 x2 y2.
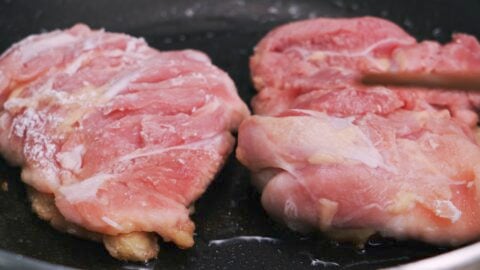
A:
0 24 249 249
237 17 480 245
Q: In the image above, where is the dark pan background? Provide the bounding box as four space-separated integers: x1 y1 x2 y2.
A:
0 0 479 269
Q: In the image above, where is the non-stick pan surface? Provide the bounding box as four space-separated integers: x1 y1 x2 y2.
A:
1 0 480 269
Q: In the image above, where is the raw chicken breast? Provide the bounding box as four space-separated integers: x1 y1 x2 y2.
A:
0 24 249 260
237 16 480 245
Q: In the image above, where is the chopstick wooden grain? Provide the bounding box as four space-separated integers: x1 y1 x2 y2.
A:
361 72 480 91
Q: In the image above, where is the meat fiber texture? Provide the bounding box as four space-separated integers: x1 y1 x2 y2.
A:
0 24 249 249
237 16 480 245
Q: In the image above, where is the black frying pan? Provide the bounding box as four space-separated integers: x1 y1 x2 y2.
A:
1 0 479 269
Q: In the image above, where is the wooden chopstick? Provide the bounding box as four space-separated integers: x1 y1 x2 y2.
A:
361 72 480 91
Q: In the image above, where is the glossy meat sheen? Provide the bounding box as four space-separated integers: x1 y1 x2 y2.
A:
237 17 480 245
0 24 249 253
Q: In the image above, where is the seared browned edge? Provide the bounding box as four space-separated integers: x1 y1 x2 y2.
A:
27 187 159 262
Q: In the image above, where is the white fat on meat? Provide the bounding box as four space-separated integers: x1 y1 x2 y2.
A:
16 110 57 157
56 145 85 173
64 52 91 75
101 70 141 101
101 216 124 230
182 50 211 63
433 200 462 223
119 133 223 163
263 112 385 169
307 37 414 59
19 33 78 63
4 89 71 113
58 173 114 203
284 198 298 219
317 198 339 230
